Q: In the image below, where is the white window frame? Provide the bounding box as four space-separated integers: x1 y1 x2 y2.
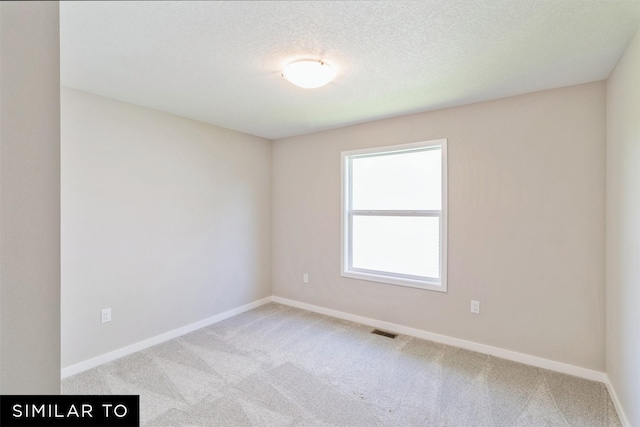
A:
341 139 447 292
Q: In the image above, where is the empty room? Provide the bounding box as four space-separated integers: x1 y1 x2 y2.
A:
0 1 639 426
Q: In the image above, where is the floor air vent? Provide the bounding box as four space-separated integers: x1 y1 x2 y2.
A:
371 329 398 339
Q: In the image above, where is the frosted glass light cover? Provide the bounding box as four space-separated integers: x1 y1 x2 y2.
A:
351 148 441 211
282 60 336 89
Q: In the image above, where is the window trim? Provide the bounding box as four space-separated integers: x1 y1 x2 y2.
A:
341 139 448 292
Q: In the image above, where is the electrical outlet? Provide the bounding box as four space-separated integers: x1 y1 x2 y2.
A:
471 300 480 314
303 273 309 284
101 308 112 323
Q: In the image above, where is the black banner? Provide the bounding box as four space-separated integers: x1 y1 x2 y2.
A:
0 395 139 427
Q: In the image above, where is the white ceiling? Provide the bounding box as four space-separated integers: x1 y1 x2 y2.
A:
60 1 640 140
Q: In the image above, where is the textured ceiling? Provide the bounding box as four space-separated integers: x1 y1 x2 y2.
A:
60 1 640 140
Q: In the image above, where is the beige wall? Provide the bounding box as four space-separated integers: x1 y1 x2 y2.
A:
606 28 640 427
61 88 271 368
273 82 606 371
0 2 61 393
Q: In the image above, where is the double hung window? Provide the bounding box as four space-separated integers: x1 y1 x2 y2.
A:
341 139 447 291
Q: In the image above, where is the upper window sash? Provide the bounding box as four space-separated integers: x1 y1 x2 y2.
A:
347 146 442 212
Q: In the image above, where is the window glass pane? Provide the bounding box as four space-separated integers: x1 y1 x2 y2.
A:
352 216 440 279
351 148 441 211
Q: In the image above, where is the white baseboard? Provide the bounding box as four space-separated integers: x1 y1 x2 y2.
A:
61 297 272 379
271 296 607 383
62 294 626 424
604 376 630 427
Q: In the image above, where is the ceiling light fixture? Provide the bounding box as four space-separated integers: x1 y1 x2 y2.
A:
281 60 336 89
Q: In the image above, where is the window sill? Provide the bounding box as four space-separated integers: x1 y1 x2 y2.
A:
341 270 447 292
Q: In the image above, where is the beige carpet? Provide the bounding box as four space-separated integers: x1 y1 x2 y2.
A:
62 303 621 426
